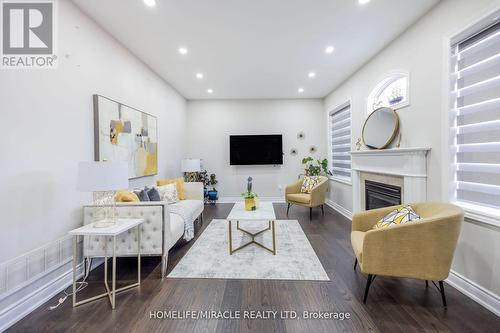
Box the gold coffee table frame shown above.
[228,220,276,255]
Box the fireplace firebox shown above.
[365,180,401,210]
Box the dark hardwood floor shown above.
[8,203,500,332]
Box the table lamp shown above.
[77,161,129,228]
[181,158,201,182]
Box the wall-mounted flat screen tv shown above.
[230,135,283,165]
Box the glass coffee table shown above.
[227,202,276,255]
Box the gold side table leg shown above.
[104,235,108,291]
[72,235,77,307]
[112,236,116,310]
[138,225,141,286]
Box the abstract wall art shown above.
[93,95,158,179]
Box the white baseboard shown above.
[446,270,500,317]
[325,199,353,220]
[0,262,84,332]
[218,196,286,203]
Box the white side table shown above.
[68,218,144,309]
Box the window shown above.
[449,20,500,219]
[329,103,351,181]
[367,72,409,114]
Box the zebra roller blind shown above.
[329,104,351,180]
[450,21,500,213]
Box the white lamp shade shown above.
[181,159,201,172]
[77,161,129,192]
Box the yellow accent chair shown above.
[351,202,463,307]
[285,176,329,220]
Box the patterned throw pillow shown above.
[301,176,321,194]
[157,177,186,200]
[373,205,422,229]
[157,184,179,204]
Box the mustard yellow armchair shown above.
[285,176,328,220]
[351,202,463,307]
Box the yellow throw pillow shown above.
[301,176,320,194]
[115,190,140,202]
[156,177,186,200]
[373,205,421,229]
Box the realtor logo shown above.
[1,0,57,68]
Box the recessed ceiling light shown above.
[178,47,188,55]
[207,89,214,94]
[324,46,334,54]
[298,88,304,93]
[358,0,371,5]
[143,0,156,7]
[308,72,316,78]
[196,73,204,79]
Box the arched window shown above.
[367,72,409,114]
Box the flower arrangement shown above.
[241,176,258,210]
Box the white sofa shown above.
[82,182,204,277]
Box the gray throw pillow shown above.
[146,187,161,201]
[134,189,150,202]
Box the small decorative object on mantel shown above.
[355,138,362,151]
[290,148,298,156]
[396,133,402,148]
[297,132,305,140]
[309,146,317,154]
[241,176,259,211]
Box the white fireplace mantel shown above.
[351,148,431,212]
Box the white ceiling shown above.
[72,0,439,100]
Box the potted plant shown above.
[241,191,259,211]
[207,173,218,201]
[198,170,209,198]
[301,157,333,177]
[241,176,258,211]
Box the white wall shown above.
[324,0,500,299]
[186,100,326,199]
[0,0,186,263]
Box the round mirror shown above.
[362,107,399,149]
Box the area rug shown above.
[168,219,330,281]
